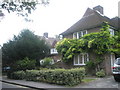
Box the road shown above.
[1,81,34,90]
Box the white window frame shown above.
[73,32,77,39]
[74,53,89,65]
[109,28,114,36]
[50,48,58,54]
[73,30,87,39]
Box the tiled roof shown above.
[45,37,60,48]
[60,8,115,35]
[111,17,120,29]
[38,36,60,48]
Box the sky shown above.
[0,0,119,46]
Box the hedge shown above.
[8,70,26,80]
[8,68,85,86]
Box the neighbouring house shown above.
[40,32,61,63]
[60,5,119,75]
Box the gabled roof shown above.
[111,17,120,29]
[38,36,59,48]
[45,38,59,48]
[61,7,114,35]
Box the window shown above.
[74,53,89,65]
[78,31,82,39]
[109,29,114,36]
[83,30,87,36]
[73,32,77,39]
[50,48,58,54]
[73,30,87,39]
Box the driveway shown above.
[75,76,120,88]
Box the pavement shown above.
[0,76,66,89]
[0,76,120,90]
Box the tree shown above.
[0,0,49,15]
[2,29,50,67]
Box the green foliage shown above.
[96,69,105,77]
[113,31,120,57]
[2,29,50,67]
[56,22,115,62]
[9,68,85,86]
[85,57,104,75]
[85,61,96,75]
[85,61,95,69]
[40,57,54,68]
[1,0,49,15]
[14,57,36,71]
[8,70,26,80]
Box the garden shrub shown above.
[96,69,105,77]
[40,57,54,68]
[10,68,85,86]
[15,57,36,71]
[8,70,26,80]
[85,61,96,75]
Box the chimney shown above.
[43,32,48,38]
[93,5,103,14]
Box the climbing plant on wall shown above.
[56,22,115,63]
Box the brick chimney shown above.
[43,32,48,38]
[93,5,103,14]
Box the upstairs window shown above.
[109,29,114,36]
[73,32,77,39]
[73,30,87,39]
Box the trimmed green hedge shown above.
[8,70,26,80]
[8,68,85,86]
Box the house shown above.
[60,5,119,75]
[40,32,61,63]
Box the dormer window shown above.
[73,30,87,39]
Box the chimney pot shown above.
[43,32,48,38]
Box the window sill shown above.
[74,64,86,66]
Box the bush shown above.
[9,68,85,86]
[8,71,26,80]
[40,57,54,68]
[14,57,36,71]
[85,61,96,75]
[96,69,105,77]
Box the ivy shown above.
[56,22,116,62]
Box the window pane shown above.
[74,55,78,64]
[109,29,114,36]
[79,54,82,64]
[78,32,82,39]
[83,30,87,36]
[73,32,77,39]
[84,54,88,63]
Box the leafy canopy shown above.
[0,0,49,15]
[2,29,50,67]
